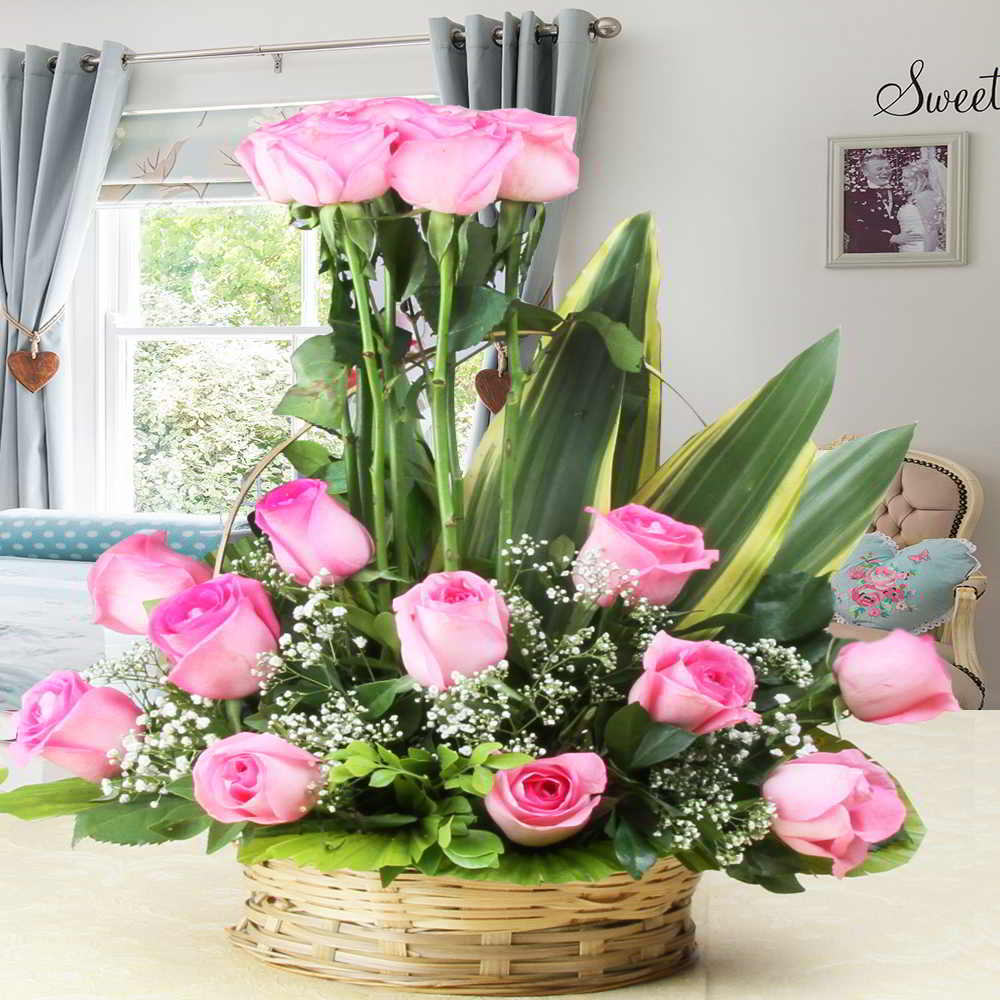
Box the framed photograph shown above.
[827,132,968,267]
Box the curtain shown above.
[429,9,599,460]
[0,41,131,509]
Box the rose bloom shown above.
[388,116,524,215]
[849,586,881,608]
[11,671,142,782]
[392,571,509,689]
[575,504,718,607]
[483,107,579,202]
[148,574,280,699]
[833,629,960,724]
[192,733,322,826]
[763,749,907,877]
[234,107,396,206]
[485,753,607,847]
[255,479,373,585]
[864,565,904,590]
[87,531,212,635]
[629,632,761,734]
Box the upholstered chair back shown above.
[870,450,982,544]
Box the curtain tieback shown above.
[2,306,65,359]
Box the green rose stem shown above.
[336,367,362,518]
[497,202,527,586]
[380,268,411,584]
[341,233,391,608]
[430,215,461,571]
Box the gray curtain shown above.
[428,9,599,460]
[0,41,131,509]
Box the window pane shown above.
[139,203,301,326]
[132,337,299,514]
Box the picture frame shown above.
[827,132,968,267]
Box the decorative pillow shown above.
[832,532,980,634]
[0,509,223,562]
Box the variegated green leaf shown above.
[559,213,663,505]
[635,333,840,623]
[770,425,915,577]
[462,214,661,564]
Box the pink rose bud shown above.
[86,531,212,635]
[388,120,524,215]
[485,753,607,847]
[575,504,719,607]
[628,632,762,734]
[192,732,322,826]
[763,749,907,877]
[833,630,960,724]
[255,479,374,586]
[11,670,142,782]
[233,107,396,206]
[483,107,580,203]
[392,571,509,689]
[148,574,281,700]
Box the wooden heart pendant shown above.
[475,368,512,414]
[6,350,60,393]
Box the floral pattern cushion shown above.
[831,533,980,634]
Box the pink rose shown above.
[192,732,322,826]
[628,632,762,734]
[483,107,579,202]
[575,504,719,607]
[392,571,509,689]
[847,565,867,580]
[388,118,523,215]
[148,574,280,699]
[864,566,904,590]
[485,753,606,847]
[849,586,881,608]
[86,531,212,635]
[234,107,396,206]
[832,629,960,724]
[11,671,142,782]
[763,749,907,877]
[346,98,476,144]
[255,479,373,585]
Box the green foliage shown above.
[275,334,347,432]
[0,778,101,820]
[603,704,696,771]
[730,571,835,643]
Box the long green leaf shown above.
[635,333,840,624]
[0,777,101,820]
[462,214,661,563]
[770,425,915,576]
[559,213,663,505]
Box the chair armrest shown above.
[949,574,987,709]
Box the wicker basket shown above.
[228,856,701,995]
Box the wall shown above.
[6,1,998,699]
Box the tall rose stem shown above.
[432,241,460,570]
[381,270,411,584]
[342,236,390,608]
[497,203,526,586]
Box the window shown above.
[80,201,327,515]
[71,197,485,516]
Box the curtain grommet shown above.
[46,55,58,73]
[449,27,466,51]
[81,56,98,73]
[592,17,623,40]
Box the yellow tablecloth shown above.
[1,713,997,1000]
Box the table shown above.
[1,713,997,1000]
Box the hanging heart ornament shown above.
[6,350,60,393]
[475,368,512,414]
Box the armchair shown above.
[827,448,988,709]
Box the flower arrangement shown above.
[0,97,962,988]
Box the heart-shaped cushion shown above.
[831,532,980,634]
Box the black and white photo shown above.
[828,133,968,266]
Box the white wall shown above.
[7,1,998,699]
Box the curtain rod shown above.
[74,17,622,72]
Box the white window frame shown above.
[69,200,326,514]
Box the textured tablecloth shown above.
[1,713,996,1000]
